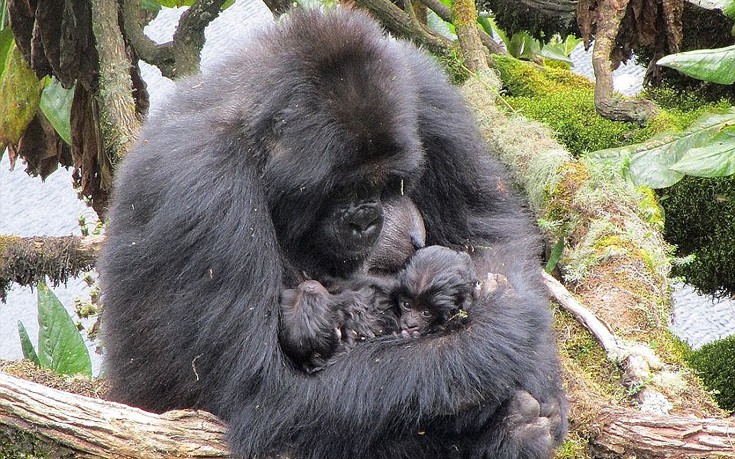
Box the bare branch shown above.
[171,0,229,77]
[354,0,451,54]
[0,372,228,458]
[417,0,505,55]
[121,0,176,78]
[0,235,102,302]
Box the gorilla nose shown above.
[348,206,383,233]
[347,206,383,238]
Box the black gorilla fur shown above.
[99,8,567,458]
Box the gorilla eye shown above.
[420,309,433,318]
[400,301,411,311]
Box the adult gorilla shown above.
[99,8,567,459]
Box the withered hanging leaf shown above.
[577,0,683,68]
[59,0,95,89]
[7,0,37,70]
[29,3,51,77]
[14,113,72,179]
[0,42,44,150]
[36,0,63,82]
[71,84,109,215]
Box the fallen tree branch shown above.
[543,271,673,414]
[593,407,735,458]
[1,369,733,457]
[0,235,102,302]
[0,372,228,458]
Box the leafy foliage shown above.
[593,109,735,188]
[18,282,92,377]
[686,334,735,411]
[481,16,581,65]
[658,45,735,85]
[39,78,74,145]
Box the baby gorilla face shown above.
[395,246,478,338]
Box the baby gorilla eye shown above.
[400,300,411,311]
[420,309,433,318]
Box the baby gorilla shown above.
[280,245,480,372]
[394,245,478,338]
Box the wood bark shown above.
[588,0,656,122]
[1,370,733,457]
[90,0,140,167]
[0,372,228,458]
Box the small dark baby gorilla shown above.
[280,244,483,371]
[394,245,478,338]
[279,195,425,372]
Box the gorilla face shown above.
[258,45,424,278]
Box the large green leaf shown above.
[671,128,735,177]
[657,45,735,84]
[592,110,735,188]
[39,78,74,145]
[0,42,43,147]
[37,282,92,377]
[17,321,40,366]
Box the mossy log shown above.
[2,365,734,457]
[0,372,228,458]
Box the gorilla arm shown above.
[226,46,564,459]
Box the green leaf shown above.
[482,16,508,50]
[657,45,735,84]
[508,32,541,61]
[0,27,13,77]
[140,0,162,11]
[545,237,565,273]
[39,79,73,145]
[18,321,40,366]
[592,109,735,188]
[37,282,92,376]
[539,43,572,64]
[671,128,735,177]
[0,42,43,147]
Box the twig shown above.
[542,271,672,414]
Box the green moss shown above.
[554,307,625,397]
[491,55,729,158]
[555,435,591,459]
[436,46,471,85]
[662,175,735,296]
[686,335,735,411]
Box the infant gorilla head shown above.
[394,245,478,338]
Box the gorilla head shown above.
[99,8,567,459]
[252,15,425,277]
